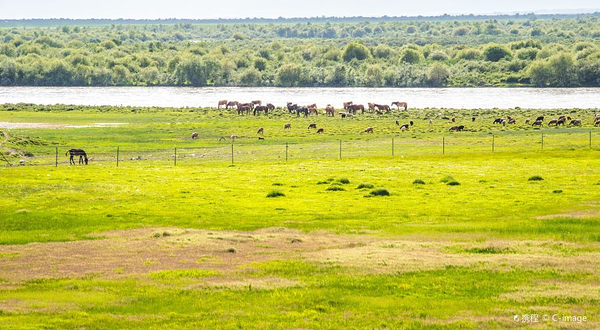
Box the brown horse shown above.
[308,123,317,129]
[66,149,88,165]
[226,101,238,109]
[218,100,228,109]
[253,105,268,115]
[257,127,264,134]
[237,105,251,115]
[307,104,318,116]
[316,128,324,134]
[284,123,291,129]
[348,104,364,115]
[266,103,275,111]
[375,104,390,112]
[364,127,374,133]
[392,102,408,110]
[343,101,353,110]
[368,103,376,112]
[191,132,199,139]
[251,100,262,106]
[325,104,335,117]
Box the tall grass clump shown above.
[356,183,374,189]
[367,189,390,197]
[267,190,285,198]
[528,175,544,181]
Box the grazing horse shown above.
[368,103,376,112]
[251,100,262,106]
[348,104,364,115]
[238,105,251,115]
[66,149,88,165]
[296,107,308,117]
[218,100,228,109]
[257,127,264,135]
[535,116,544,122]
[253,105,268,115]
[307,104,318,116]
[266,103,275,111]
[400,124,409,131]
[493,118,504,124]
[191,132,199,139]
[472,117,476,122]
[316,128,324,134]
[392,102,408,110]
[364,127,374,133]
[508,118,516,124]
[343,101,353,110]
[532,120,543,127]
[569,119,582,126]
[287,102,298,114]
[594,118,600,126]
[525,119,531,125]
[308,123,317,129]
[375,104,390,113]
[226,101,238,109]
[325,104,335,116]
[556,118,566,126]
[284,123,291,129]
[449,125,465,132]
[548,119,558,126]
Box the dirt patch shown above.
[0,228,598,285]
[536,209,600,219]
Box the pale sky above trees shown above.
[0,0,598,19]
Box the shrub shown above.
[337,178,350,184]
[427,63,450,87]
[553,190,563,194]
[272,183,283,186]
[267,190,285,198]
[484,44,512,62]
[428,51,449,61]
[356,183,374,189]
[447,181,461,186]
[456,48,481,60]
[316,181,329,185]
[412,179,425,185]
[399,49,422,64]
[528,175,544,181]
[368,189,390,196]
[342,42,371,62]
[326,186,345,191]
[227,248,236,253]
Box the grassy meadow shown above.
[0,104,599,329]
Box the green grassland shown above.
[0,104,599,329]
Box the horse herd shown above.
[493,115,590,127]
[217,100,409,117]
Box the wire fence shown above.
[5,130,598,167]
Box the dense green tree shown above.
[427,63,450,86]
[342,42,370,62]
[483,44,512,62]
[275,64,301,86]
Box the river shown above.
[0,87,598,109]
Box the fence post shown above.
[231,142,234,165]
[492,135,495,153]
[55,147,58,167]
[174,148,177,166]
[541,132,544,150]
[285,142,288,162]
[590,131,592,149]
[442,137,445,155]
[117,147,119,167]
[392,137,394,156]
[339,140,342,159]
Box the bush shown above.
[267,190,285,198]
[356,183,374,189]
[326,186,345,191]
[484,44,511,62]
[553,190,563,194]
[447,181,461,186]
[337,178,350,184]
[412,179,425,185]
[342,42,371,62]
[428,51,449,61]
[399,49,422,64]
[427,63,450,87]
[368,189,390,197]
[528,175,544,181]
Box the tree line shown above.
[0,17,598,87]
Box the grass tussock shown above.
[148,269,222,279]
[356,183,374,189]
[529,175,544,181]
[267,190,285,198]
[326,186,345,191]
[367,189,390,197]
[412,179,426,185]
[337,178,350,184]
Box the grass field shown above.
[0,104,599,329]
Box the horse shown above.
[395,120,400,126]
[296,107,309,117]
[307,105,318,116]
[343,101,353,110]
[375,104,390,113]
[508,118,516,124]
[284,123,291,129]
[532,120,543,127]
[191,132,199,139]
[400,124,409,131]
[325,104,335,117]
[449,125,465,132]
[535,116,544,122]
[218,100,228,109]
[410,121,414,126]
[257,127,264,135]
[253,105,268,115]
[556,118,566,126]
[594,119,600,127]
[308,123,317,129]
[548,119,558,126]
[226,101,238,109]
[348,104,364,115]
[391,102,408,110]
[472,117,476,122]
[569,119,582,126]
[66,149,88,165]
[316,128,324,134]
[525,118,531,125]
[238,105,251,115]
[287,102,298,114]
[266,103,275,111]
[368,103,376,112]
[493,118,504,124]
[364,127,374,133]
[251,100,262,106]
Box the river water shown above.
[0,87,598,109]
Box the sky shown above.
[0,0,598,19]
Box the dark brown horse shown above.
[226,101,238,109]
[66,149,88,165]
